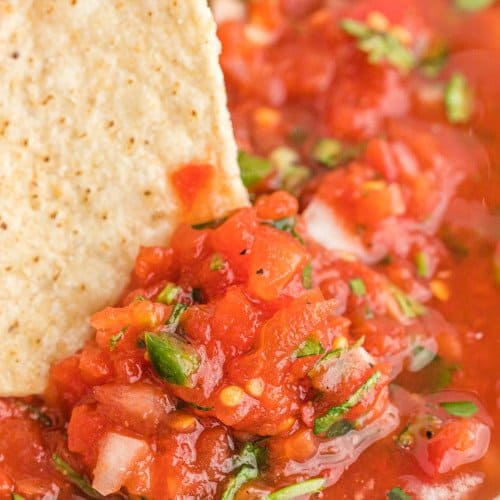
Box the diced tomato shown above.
[325,64,409,140]
[255,190,299,220]
[0,419,57,489]
[94,383,174,435]
[79,343,112,385]
[248,0,284,31]
[248,225,308,300]
[91,300,171,344]
[228,290,333,387]
[426,419,491,475]
[133,246,175,286]
[210,207,257,279]
[46,355,89,412]
[67,405,109,468]
[211,287,262,357]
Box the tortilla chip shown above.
[0,0,248,395]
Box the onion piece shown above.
[92,432,149,496]
[303,199,383,264]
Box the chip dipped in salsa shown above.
[1,0,500,499]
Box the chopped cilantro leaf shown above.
[264,216,305,245]
[419,43,448,78]
[19,402,52,427]
[415,251,430,278]
[210,253,225,272]
[167,303,187,330]
[390,286,426,318]
[109,326,127,351]
[267,478,326,499]
[302,262,313,289]
[445,73,473,124]
[314,371,381,435]
[312,138,343,167]
[238,150,273,189]
[222,465,258,500]
[11,495,25,500]
[185,401,213,412]
[295,336,324,359]
[387,486,411,499]
[439,400,478,417]
[157,283,181,305]
[52,454,104,499]
[326,419,354,438]
[455,0,496,11]
[192,217,227,230]
[349,277,366,297]
[222,443,267,500]
[341,18,415,73]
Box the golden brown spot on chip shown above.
[8,321,19,333]
[151,210,167,221]
[0,120,9,135]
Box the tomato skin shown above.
[210,207,257,280]
[249,0,284,31]
[67,405,109,468]
[248,225,308,300]
[211,286,262,357]
[133,246,175,286]
[426,419,491,475]
[79,343,112,385]
[171,224,211,270]
[255,191,299,219]
[46,355,89,413]
[228,291,331,388]
[92,300,171,349]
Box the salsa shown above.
[1,0,500,499]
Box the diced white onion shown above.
[92,432,149,496]
[303,199,383,264]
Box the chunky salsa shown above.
[1,0,500,498]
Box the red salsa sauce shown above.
[1,1,499,499]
